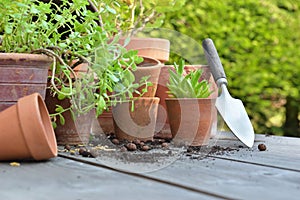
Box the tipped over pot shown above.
[0,93,57,161]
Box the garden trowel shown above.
[202,38,254,147]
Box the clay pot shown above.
[46,61,97,145]
[0,53,52,112]
[118,37,170,63]
[165,98,217,146]
[96,108,114,134]
[133,56,163,97]
[96,56,163,135]
[155,65,218,139]
[96,38,168,135]
[45,89,95,145]
[112,97,160,142]
[0,93,57,161]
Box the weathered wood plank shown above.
[147,156,300,200]
[150,134,300,199]
[0,157,219,200]
[58,134,300,200]
[2,133,298,200]
[59,152,300,200]
[57,151,300,200]
[211,132,300,171]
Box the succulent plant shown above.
[167,59,213,98]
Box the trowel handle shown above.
[202,38,227,87]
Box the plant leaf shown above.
[59,114,65,125]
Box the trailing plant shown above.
[0,0,149,128]
[167,59,213,98]
[71,39,151,117]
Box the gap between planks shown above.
[207,155,300,173]
[58,153,234,200]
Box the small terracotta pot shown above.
[46,61,97,145]
[118,37,170,63]
[0,93,57,161]
[45,89,95,145]
[0,53,52,112]
[96,57,163,135]
[112,97,160,142]
[165,98,217,146]
[155,65,218,139]
[133,56,163,97]
[96,108,114,134]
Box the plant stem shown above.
[88,0,104,29]
[31,48,76,96]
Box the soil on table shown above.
[59,132,244,170]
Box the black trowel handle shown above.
[202,38,227,87]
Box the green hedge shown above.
[161,0,300,136]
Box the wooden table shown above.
[1,132,299,200]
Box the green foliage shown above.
[0,0,150,125]
[167,60,212,98]
[0,0,103,53]
[94,0,187,36]
[72,43,149,117]
[162,0,300,135]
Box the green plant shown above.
[167,59,212,98]
[0,0,149,128]
[70,40,151,116]
[89,0,187,36]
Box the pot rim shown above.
[132,96,160,101]
[119,37,170,45]
[113,96,160,102]
[163,64,209,68]
[138,56,163,69]
[165,97,217,101]
[165,97,217,103]
[0,53,53,61]
[18,93,57,160]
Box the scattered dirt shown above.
[60,132,245,164]
[60,133,178,165]
[183,145,241,160]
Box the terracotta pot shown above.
[96,57,163,135]
[0,53,52,112]
[112,97,160,142]
[45,89,95,145]
[96,38,167,135]
[165,98,216,146]
[96,108,114,134]
[155,65,218,139]
[118,37,170,63]
[0,93,57,161]
[133,56,163,97]
[46,61,97,145]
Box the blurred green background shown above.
[156,0,300,137]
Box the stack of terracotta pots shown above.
[102,38,169,142]
[97,37,218,146]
